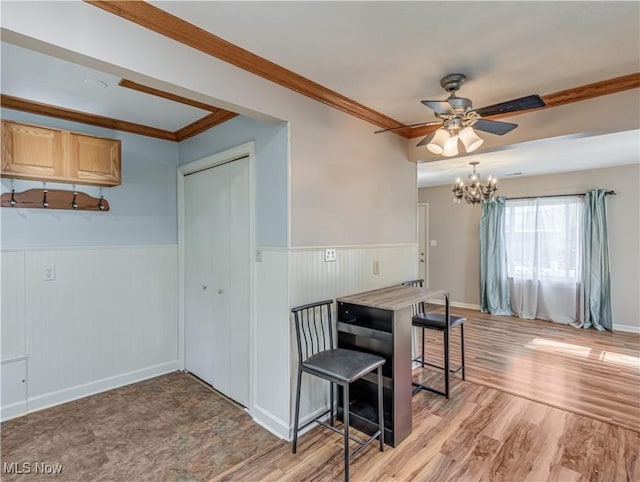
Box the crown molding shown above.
[85,0,413,138]
[175,111,238,141]
[1,94,177,141]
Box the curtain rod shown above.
[505,190,616,201]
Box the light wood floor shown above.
[216,311,640,482]
[422,309,640,432]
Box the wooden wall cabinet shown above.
[1,120,121,187]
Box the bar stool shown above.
[401,280,466,399]
[291,300,385,482]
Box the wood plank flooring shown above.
[418,309,640,432]
[216,311,640,482]
[1,311,638,481]
[215,378,639,482]
[0,373,278,481]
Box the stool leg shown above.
[377,366,384,452]
[421,327,426,367]
[292,369,302,453]
[343,383,350,482]
[330,382,335,426]
[460,324,466,381]
[444,301,450,399]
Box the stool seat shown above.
[412,313,466,331]
[303,349,385,383]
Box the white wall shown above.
[0,1,416,247]
[178,115,289,247]
[0,2,419,436]
[418,164,640,332]
[0,110,181,420]
[1,246,178,420]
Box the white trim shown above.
[177,141,257,413]
[25,361,179,417]
[289,243,418,251]
[253,404,289,440]
[1,244,178,253]
[451,301,482,310]
[256,246,289,252]
[1,355,27,364]
[1,401,27,422]
[418,202,429,287]
[613,323,640,334]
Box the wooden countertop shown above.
[336,285,448,311]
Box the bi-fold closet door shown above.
[184,157,250,407]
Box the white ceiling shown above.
[0,42,209,132]
[1,1,639,185]
[153,1,640,124]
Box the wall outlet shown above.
[373,260,380,275]
[324,248,337,262]
[42,264,56,281]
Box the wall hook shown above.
[97,196,106,211]
[9,189,17,206]
[42,189,49,208]
[71,192,78,209]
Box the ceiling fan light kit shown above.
[452,161,498,205]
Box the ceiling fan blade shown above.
[421,100,455,115]
[374,121,441,134]
[416,133,435,147]
[474,95,545,117]
[473,119,518,135]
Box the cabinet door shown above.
[69,133,121,186]
[1,120,67,180]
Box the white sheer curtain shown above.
[505,196,584,324]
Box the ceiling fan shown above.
[376,73,545,156]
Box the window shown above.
[505,196,583,282]
[504,196,584,323]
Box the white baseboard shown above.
[1,400,27,421]
[253,404,289,440]
[428,299,481,311]
[24,360,179,418]
[613,323,640,334]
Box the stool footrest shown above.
[412,357,464,376]
[412,382,446,397]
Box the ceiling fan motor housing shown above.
[440,73,466,93]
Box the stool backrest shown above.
[291,300,335,363]
[401,279,426,316]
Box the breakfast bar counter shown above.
[336,284,448,447]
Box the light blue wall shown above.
[178,115,288,247]
[1,109,178,248]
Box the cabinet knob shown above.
[217,288,224,294]
[202,285,207,290]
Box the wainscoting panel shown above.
[289,245,418,307]
[1,250,26,360]
[1,245,179,419]
[287,244,418,432]
[253,248,290,438]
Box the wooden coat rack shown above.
[1,189,110,211]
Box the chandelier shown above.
[427,116,484,157]
[452,162,497,204]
